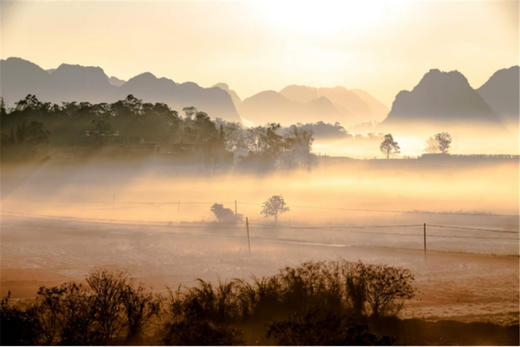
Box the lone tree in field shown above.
[261,195,289,224]
[379,134,400,159]
[425,132,452,154]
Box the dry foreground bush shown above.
[1,260,518,345]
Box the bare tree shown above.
[261,195,289,224]
[379,134,400,159]
[86,270,128,345]
[347,262,415,318]
[120,284,160,344]
[425,132,452,154]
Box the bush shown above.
[0,260,416,345]
[36,269,160,345]
[267,309,394,345]
[346,262,415,317]
[0,292,41,345]
[37,282,96,345]
[162,320,243,345]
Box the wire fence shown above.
[105,200,516,217]
[3,207,518,241]
[2,197,518,256]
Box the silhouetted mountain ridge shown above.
[229,85,387,126]
[0,57,240,122]
[383,68,501,125]
[477,65,519,124]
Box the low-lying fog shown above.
[2,157,518,324]
[1,158,517,223]
[314,127,519,158]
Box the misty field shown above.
[1,158,518,330]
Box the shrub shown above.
[36,269,159,345]
[0,292,41,345]
[1,260,415,345]
[37,282,95,345]
[162,320,243,345]
[267,309,394,345]
[347,262,415,317]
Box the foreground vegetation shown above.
[1,260,414,345]
[2,259,517,345]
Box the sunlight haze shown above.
[1,0,517,105]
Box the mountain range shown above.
[214,84,388,126]
[1,57,517,129]
[0,57,241,122]
[383,66,519,127]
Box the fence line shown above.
[2,203,519,245]
[427,224,518,234]
[32,198,516,217]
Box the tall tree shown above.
[425,132,452,154]
[379,134,400,159]
[261,195,289,224]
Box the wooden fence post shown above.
[246,217,251,255]
[423,223,427,254]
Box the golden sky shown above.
[1,0,518,105]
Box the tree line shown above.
[0,94,455,162]
[0,95,314,169]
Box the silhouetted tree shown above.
[0,97,6,119]
[347,262,415,318]
[261,195,289,224]
[37,282,96,345]
[380,134,400,159]
[425,132,452,154]
[210,203,237,223]
[121,283,160,344]
[87,118,113,144]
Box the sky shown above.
[1,0,518,106]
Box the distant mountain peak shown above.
[180,81,200,89]
[126,72,158,83]
[109,76,125,87]
[383,67,500,126]
[417,68,471,89]
[55,62,104,71]
[477,65,519,124]
[214,83,242,109]
[240,84,387,126]
[215,82,230,90]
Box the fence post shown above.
[235,200,238,216]
[423,223,427,254]
[246,217,251,255]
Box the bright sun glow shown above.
[249,0,411,36]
